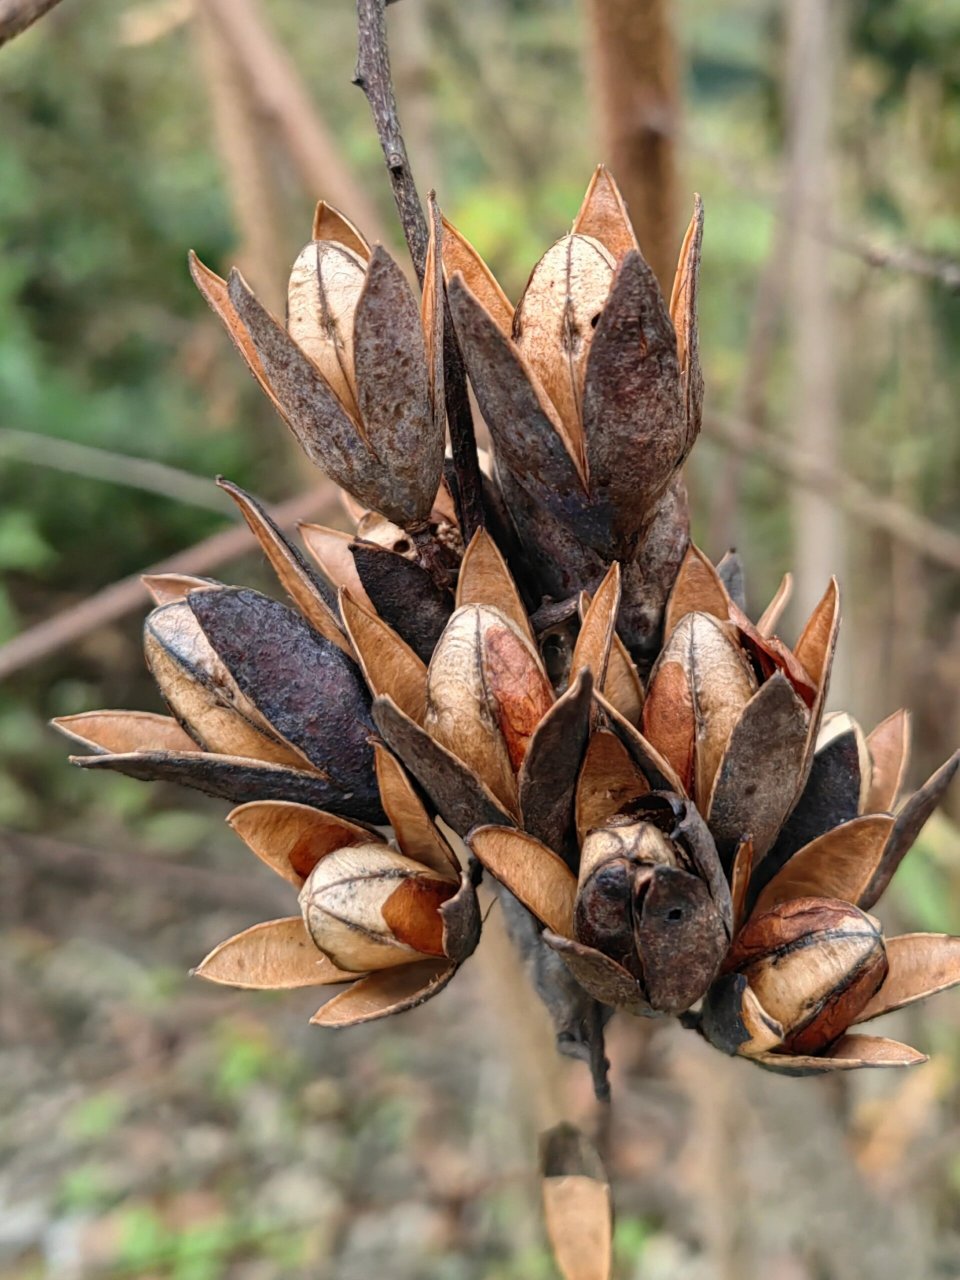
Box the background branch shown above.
[0,485,339,683]
[0,429,233,513]
[705,412,960,574]
[0,0,66,47]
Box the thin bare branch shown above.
[705,413,960,574]
[0,428,232,513]
[0,0,67,47]
[354,0,485,538]
[1,828,289,914]
[0,484,339,683]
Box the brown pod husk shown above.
[350,540,453,662]
[715,897,888,1057]
[540,1122,613,1280]
[188,586,378,804]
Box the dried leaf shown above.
[225,270,396,519]
[794,577,841,691]
[572,165,638,263]
[757,572,793,638]
[217,479,349,654]
[350,540,452,663]
[757,719,867,891]
[603,633,644,724]
[751,814,896,917]
[859,751,960,910]
[575,729,649,845]
[312,200,371,259]
[865,709,911,813]
[662,544,729,641]
[595,690,684,793]
[716,550,745,611]
[339,588,428,725]
[540,1123,612,1280]
[52,710,197,756]
[513,233,615,467]
[373,743,460,880]
[188,253,283,420]
[440,871,482,964]
[353,245,441,526]
[227,800,373,887]
[194,917,357,988]
[855,933,960,1022]
[456,528,537,650]
[754,1035,926,1076]
[298,523,371,605]
[73,749,386,822]
[571,564,621,691]
[668,194,704,450]
[639,659,695,796]
[423,196,446,431]
[543,929,652,1016]
[582,250,684,550]
[188,587,377,794]
[706,672,809,865]
[469,826,577,937]
[518,670,593,861]
[729,838,756,934]
[440,215,514,336]
[310,958,455,1026]
[373,694,514,835]
[142,573,221,605]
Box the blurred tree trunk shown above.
[582,0,679,288]
[194,0,287,312]
[784,0,848,701]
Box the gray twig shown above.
[0,428,233,513]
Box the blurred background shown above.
[1,0,959,1275]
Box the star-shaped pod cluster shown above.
[56,172,960,1088]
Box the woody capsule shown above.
[193,744,479,1027]
[444,166,702,654]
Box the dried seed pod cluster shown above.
[56,171,959,1079]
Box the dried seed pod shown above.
[513,232,616,466]
[643,611,758,809]
[299,844,458,972]
[573,807,730,1015]
[143,600,309,769]
[703,897,888,1057]
[424,603,554,814]
[192,209,443,531]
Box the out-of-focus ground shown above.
[4,815,960,1278]
[2,0,960,1276]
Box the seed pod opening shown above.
[424,604,554,813]
[299,844,458,973]
[722,897,888,1056]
